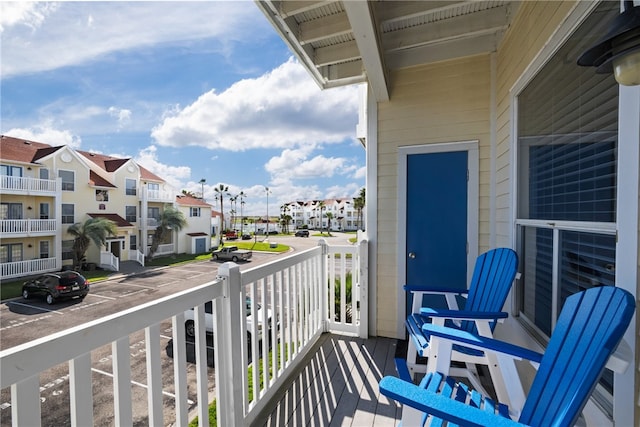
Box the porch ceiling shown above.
[256,0,518,101]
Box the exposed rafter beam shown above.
[385,32,502,69]
[277,0,327,18]
[374,1,462,23]
[382,5,511,52]
[298,11,351,44]
[315,40,360,67]
[343,1,389,101]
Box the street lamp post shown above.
[199,178,206,201]
[265,186,271,235]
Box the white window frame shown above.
[509,2,637,425]
[59,169,75,191]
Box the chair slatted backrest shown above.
[461,248,518,334]
[519,286,635,427]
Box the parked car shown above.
[224,230,238,240]
[295,229,310,237]
[241,233,252,240]
[184,297,274,342]
[22,271,90,305]
[211,246,253,262]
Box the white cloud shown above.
[265,148,348,179]
[134,145,191,190]
[108,107,132,129]
[0,2,56,33]
[4,123,81,148]
[1,2,267,77]
[354,166,366,179]
[151,59,359,151]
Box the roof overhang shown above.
[256,0,517,102]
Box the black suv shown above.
[295,230,310,237]
[22,271,90,305]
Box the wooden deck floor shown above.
[254,334,402,427]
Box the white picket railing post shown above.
[357,238,369,338]
[317,239,329,332]
[215,262,244,426]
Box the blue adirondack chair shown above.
[381,286,635,427]
[404,248,522,408]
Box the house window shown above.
[0,243,23,263]
[59,170,75,191]
[39,203,49,219]
[190,207,201,217]
[96,190,109,201]
[148,207,160,221]
[1,165,22,177]
[515,1,619,412]
[1,203,22,220]
[125,206,137,223]
[61,204,75,224]
[126,179,137,196]
[39,241,49,259]
[39,168,49,180]
[62,240,73,260]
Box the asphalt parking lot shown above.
[0,232,351,426]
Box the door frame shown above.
[396,141,479,337]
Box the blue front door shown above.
[406,151,468,309]
[195,238,206,254]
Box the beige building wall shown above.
[375,55,492,338]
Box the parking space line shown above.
[6,301,64,315]
[112,283,156,290]
[91,368,194,404]
[89,294,117,300]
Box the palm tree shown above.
[353,188,366,230]
[316,200,326,232]
[280,214,293,234]
[67,217,117,269]
[325,212,334,236]
[148,206,187,259]
[214,184,229,232]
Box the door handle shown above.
[408,252,416,259]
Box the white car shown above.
[184,297,273,342]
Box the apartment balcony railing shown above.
[0,175,57,194]
[1,257,58,280]
[0,239,368,426]
[143,188,175,203]
[0,219,57,236]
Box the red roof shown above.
[78,150,130,172]
[87,213,133,227]
[139,165,165,182]
[0,135,64,163]
[187,232,208,237]
[176,194,212,207]
[89,171,116,188]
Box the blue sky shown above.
[0,2,365,216]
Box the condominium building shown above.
[0,135,212,280]
[283,198,364,231]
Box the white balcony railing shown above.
[0,175,57,194]
[1,257,58,280]
[99,252,119,272]
[0,219,57,235]
[0,239,368,426]
[144,188,175,203]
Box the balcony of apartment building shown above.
[0,237,393,426]
[0,174,58,196]
[141,185,175,204]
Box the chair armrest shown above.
[379,376,525,427]
[404,284,469,295]
[422,324,543,364]
[421,307,509,321]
